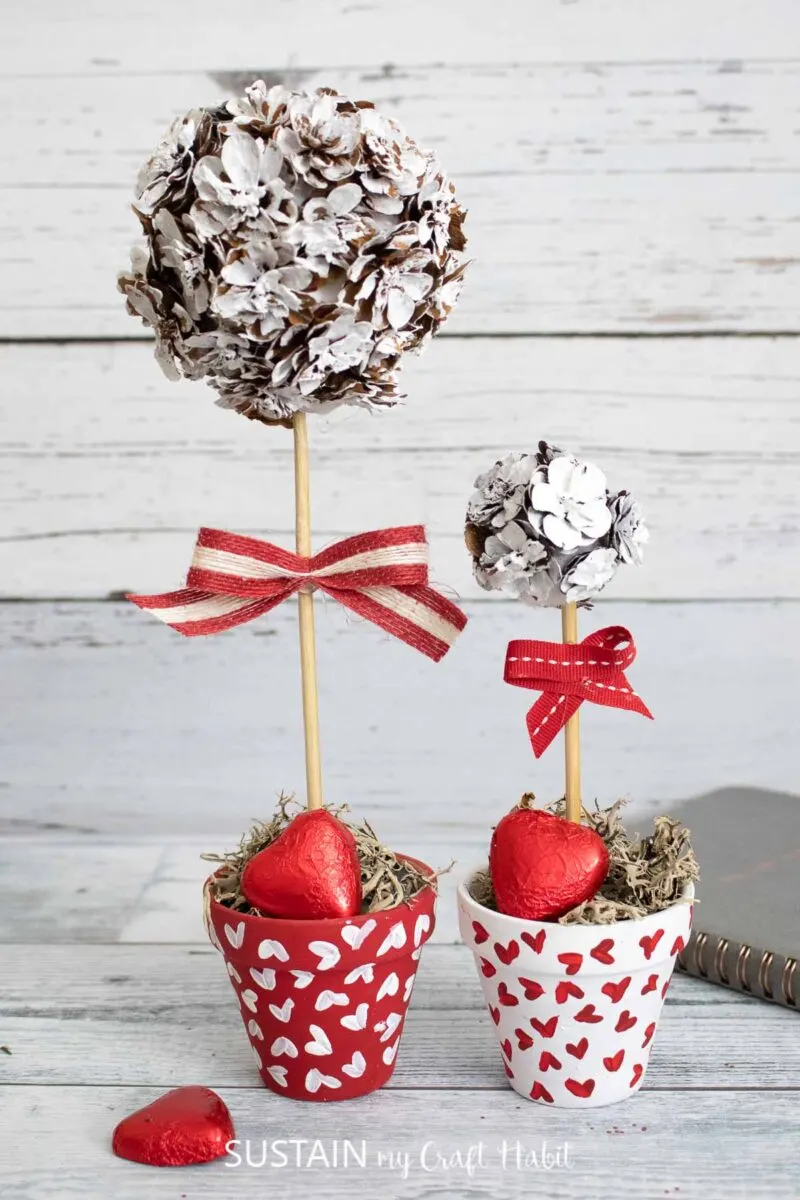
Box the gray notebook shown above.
[665,786,799,1009]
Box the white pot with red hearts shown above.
[458,874,693,1107]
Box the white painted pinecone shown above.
[465,441,649,607]
[119,82,467,424]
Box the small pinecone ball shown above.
[465,441,649,606]
[118,81,468,424]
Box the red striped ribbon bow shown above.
[504,625,653,757]
[128,525,467,662]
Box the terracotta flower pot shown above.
[206,858,436,1102]
[458,872,693,1108]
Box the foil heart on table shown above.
[241,809,362,920]
[112,1086,235,1167]
[489,807,609,921]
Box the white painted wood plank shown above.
[0,841,164,942]
[115,853,468,946]
[4,164,799,337]
[1,603,798,845]
[2,339,798,600]
[0,945,756,1010]
[4,0,800,74]
[2,952,795,1090]
[8,61,800,186]
[1,1086,798,1199]
[3,50,800,335]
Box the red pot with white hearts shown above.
[458,873,693,1108]
[206,860,435,1102]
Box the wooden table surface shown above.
[2,1,800,1196]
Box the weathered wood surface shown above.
[3,603,798,842]
[4,68,800,336]
[2,944,797,1091]
[3,4,799,1197]
[1,1086,798,1200]
[5,0,798,71]
[10,60,800,188]
[3,2,800,337]
[0,836,469,944]
[3,338,799,600]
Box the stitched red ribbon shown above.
[129,525,467,662]
[504,625,653,757]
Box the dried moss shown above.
[203,793,435,917]
[470,796,699,924]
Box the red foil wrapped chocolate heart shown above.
[241,809,362,919]
[490,807,609,921]
[112,1086,234,1167]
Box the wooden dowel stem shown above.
[561,602,582,823]
[292,412,324,811]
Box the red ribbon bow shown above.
[504,625,653,757]
[129,525,467,662]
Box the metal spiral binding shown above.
[683,932,795,1008]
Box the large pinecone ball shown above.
[118,82,468,423]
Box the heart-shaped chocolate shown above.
[489,807,609,921]
[112,1086,234,1167]
[241,809,362,919]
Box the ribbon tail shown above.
[630,697,654,721]
[127,587,291,637]
[583,672,654,720]
[526,692,582,758]
[323,582,467,662]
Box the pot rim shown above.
[458,866,694,935]
[206,852,436,933]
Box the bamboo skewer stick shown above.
[561,601,582,823]
[292,412,324,811]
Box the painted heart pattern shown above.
[497,982,519,1007]
[207,868,436,1102]
[555,981,584,1004]
[539,1051,562,1072]
[340,1002,369,1032]
[376,972,400,1001]
[521,929,546,954]
[557,952,583,976]
[519,977,545,1001]
[495,939,520,965]
[639,929,664,960]
[566,1037,589,1060]
[603,1048,625,1072]
[342,1051,366,1079]
[601,977,631,1004]
[565,1077,595,1099]
[341,920,376,951]
[590,938,616,965]
[515,1027,534,1051]
[460,885,693,1107]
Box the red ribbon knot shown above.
[129,525,467,662]
[504,625,653,757]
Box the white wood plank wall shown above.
[1,0,798,809]
[2,7,800,1197]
